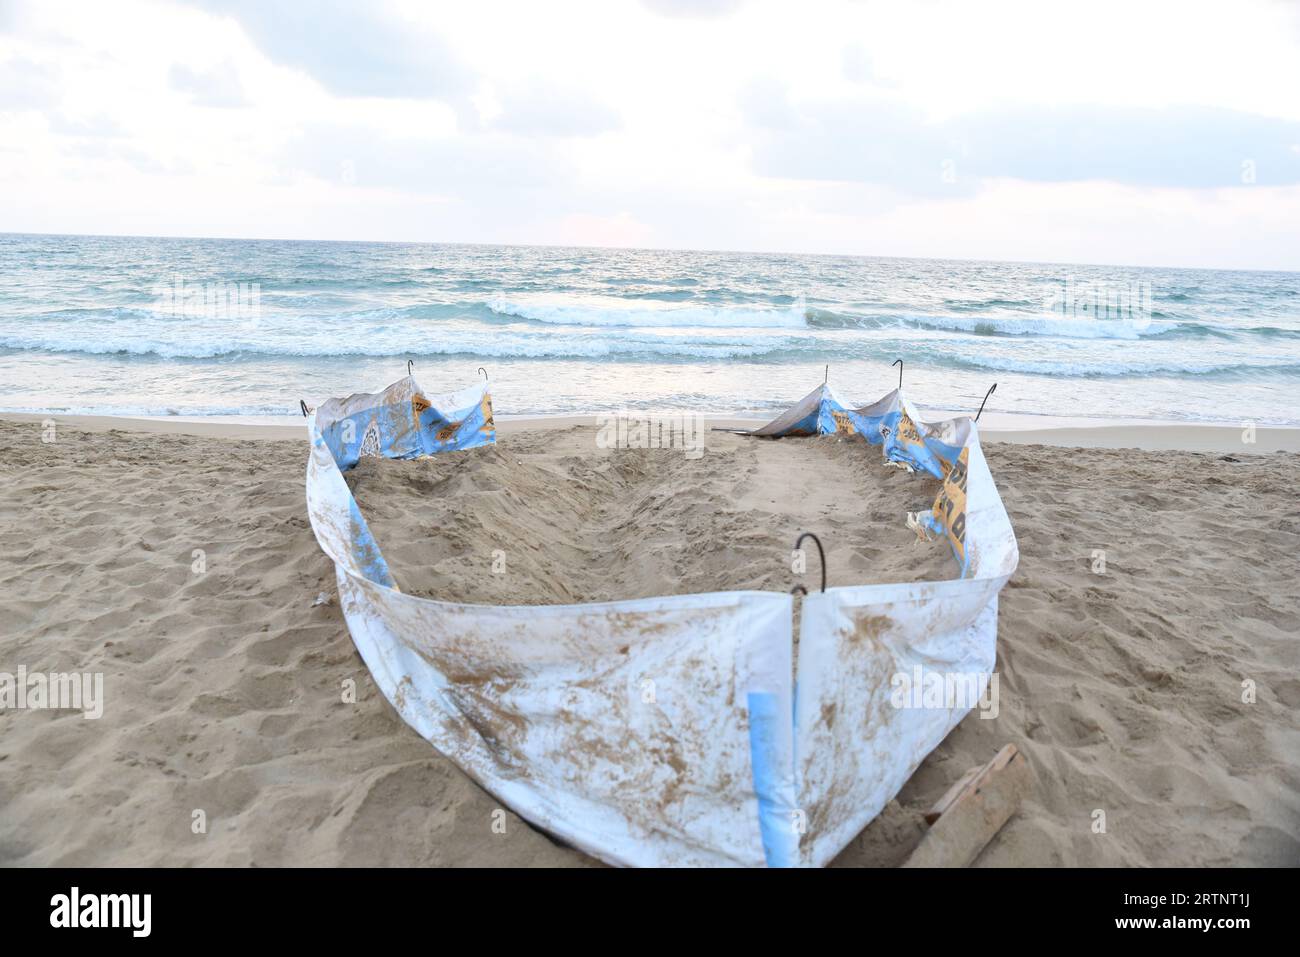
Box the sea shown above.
[2,233,1297,426]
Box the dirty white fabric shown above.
[744,382,857,437]
[305,377,1018,867]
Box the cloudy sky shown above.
[2,0,1299,268]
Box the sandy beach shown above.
[1,412,1296,867]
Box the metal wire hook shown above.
[478,366,488,381]
[892,358,903,390]
[975,383,997,422]
[792,531,827,595]
[407,359,414,377]
[299,399,311,418]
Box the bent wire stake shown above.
[975,383,997,422]
[408,359,414,376]
[792,531,827,595]
[892,358,903,390]
[299,399,311,418]
[478,366,489,381]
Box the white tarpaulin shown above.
[305,375,1018,867]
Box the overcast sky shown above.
[2,0,1299,269]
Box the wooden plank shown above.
[924,764,984,825]
[903,744,1030,868]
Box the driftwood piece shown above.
[903,744,1030,868]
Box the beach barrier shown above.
[304,374,1019,867]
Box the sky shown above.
[1,0,1299,269]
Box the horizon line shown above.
[3,230,1296,276]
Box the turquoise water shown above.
[1,233,1297,424]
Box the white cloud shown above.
[639,0,749,19]
[0,55,59,110]
[489,83,621,138]
[741,85,1300,192]
[0,0,1297,268]
[282,122,566,198]
[186,0,474,103]
[169,60,248,108]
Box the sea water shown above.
[1,233,1296,425]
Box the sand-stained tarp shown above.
[315,374,495,469]
[305,375,1018,867]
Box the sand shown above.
[1,414,1297,866]
[346,429,953,606]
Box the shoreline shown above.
[4,410,1297,453]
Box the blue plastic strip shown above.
[747,691,795,867]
